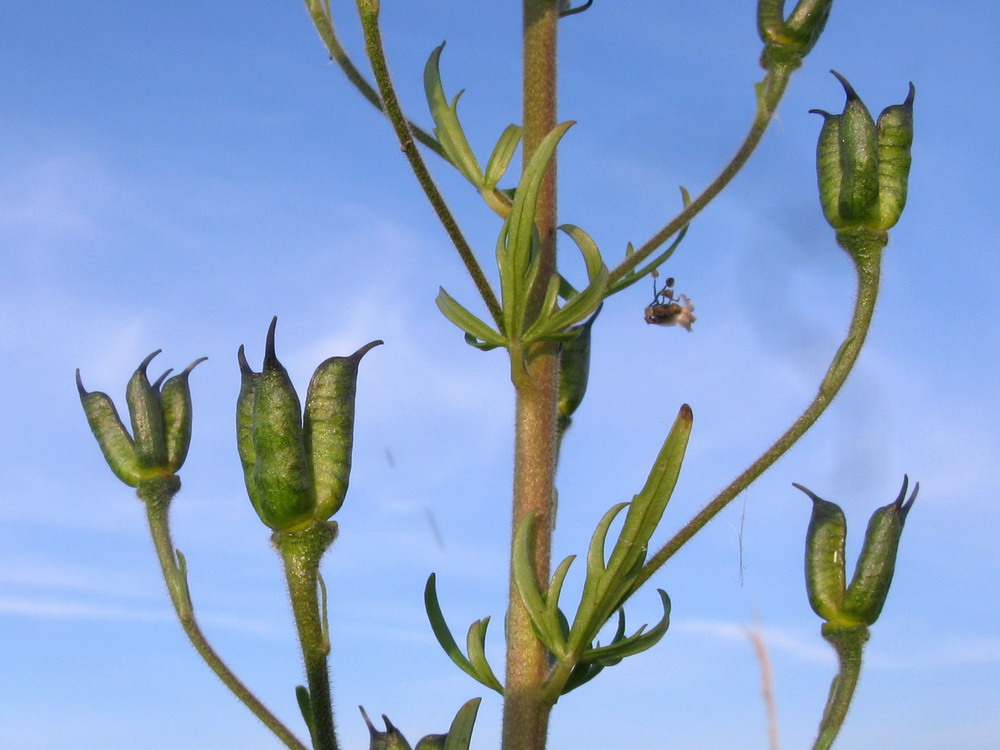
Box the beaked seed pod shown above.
[304,340,383,521]
[812,72,916,233]
[125,350,169,470]
[876,83,916,230]
[795,483,847,622]
[361,708,413,750]
[77,371,143,486]
[841,476,918,625]
[160,357,208,473]
[246,318,315,532]
[236,346,265,520]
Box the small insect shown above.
[644,270,696,331]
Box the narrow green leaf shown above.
[463,332,502,352]
[423,44,483,184]
[603,405,693,591]
[567,503,629,653]
[423,574,478,682]
[558,224,605,283]
[506,121,574,298]
[512,513,567,654]
[295,685,316,744]
[581,589,671,664]
[465,618,504,694]
[545,554,576,629]
[526,267,608,342]
[442,698,482,750]
[483,124,522,188]
[435,287,506,348]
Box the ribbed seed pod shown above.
[304,340,383,521]
[876,83,916,230]
[795,483,847,622]
[77,370,143,486]
[811,108,844,229]
[832,71,880,225]
[125,350,169,471]
[161,357,208,473]
[841,476,918,625]
[236,345,264,517]
[246,318,315,531]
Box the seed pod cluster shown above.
[811,72,915,234]
[236,317,381,532]
[78,352,206,486]
[796,477,918,627]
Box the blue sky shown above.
[2,1,998,748]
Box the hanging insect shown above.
[644,270,696,330]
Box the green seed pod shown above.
[841,476,918,625]
[758,0,832,55]
[795,483,847,622]
[125,350,169,471]
[246,318,315,532]
[304,339,382,521]
[160,357,208,473]
[811,108,844,229]
[361,708,413,750]
[413,735,447,750]
[832,71,880,226]
[77,370,143,486]
[784,0,832,54]
[557,305,600,435]
[236,345,265,518]
[875,83,916,230]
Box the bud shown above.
[812,72,915,234]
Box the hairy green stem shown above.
[814,624,869,750]
[502,4,561,750]
[608,62,795,286]
[630,230,885,595]
[275,524,340,750]
[302,0,445,158]
[354,1,504,330]
[138,477,308,750]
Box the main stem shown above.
[502,3,560,750]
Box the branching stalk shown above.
[139,478,309,750]
[354,1,503,330]
[630,232,885,595]
[608,62,795,286]
[302,0,445,158]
